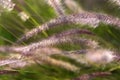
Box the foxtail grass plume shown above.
[73,72,111,80]
[20,29,93,55]
[85,49,116,64]
[0,70,19,75]
[0,29,94,55]
[0,29,93,55]
[33,54,79,72]
[47,0,65,16]
[0,0,15,11]
[0,59,23,66]
[63,49,117,65]
[17,12,120,43]
[33,47,62,56]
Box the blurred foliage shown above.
[0,0,120,80]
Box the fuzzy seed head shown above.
[85,49,115,64]
[0,0,15,11]
[18,12,29,21]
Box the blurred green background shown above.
[0,0,120,80]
